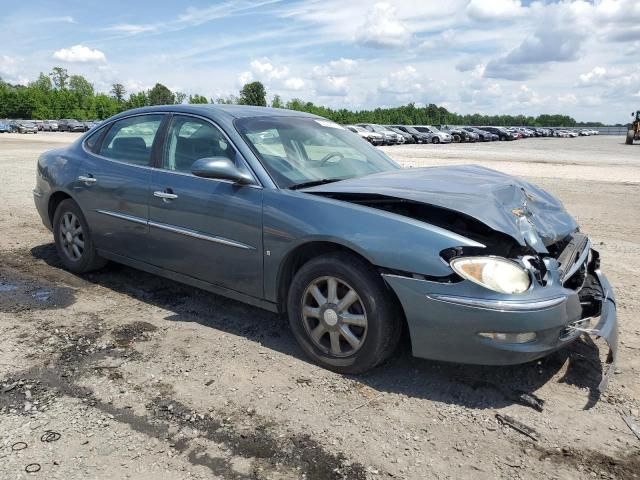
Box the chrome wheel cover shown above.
[301,276,368,357]
[59,212,85,261]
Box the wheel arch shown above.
[275,240,407,323]
[48,190,74,226]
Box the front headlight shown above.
[450,256,531,294]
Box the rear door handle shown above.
[153,190,178,200]
[78,175,97,184]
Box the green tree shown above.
[32,73,53,92]
[271,94,283,108]
[94,93,119,119]
[110,83,126,103]
[188,94,208,104]
[49,67,69,90]
[127,91,148,109]
[175,91,187,104]
[239,81,266,106]
[215,95,239,104]
[69,75,94,98]
[147,83,175,105]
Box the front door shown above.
[74,114,165,261]
[147,114,263,298]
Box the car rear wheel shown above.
[287,252,402,374]
[53,199,107,273]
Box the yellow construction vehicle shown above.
[627,110,640,144]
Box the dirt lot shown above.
[1,132,639,479]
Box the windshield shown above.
[403,126,420,134]
[235,116,399,189]
[366,125,387,133]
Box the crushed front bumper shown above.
[382,253,617,390]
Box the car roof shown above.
[110,104,322,122]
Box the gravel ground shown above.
[1,132,639,479]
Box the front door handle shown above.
[78,175,97,185]
[153,190,178,201]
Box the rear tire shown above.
[627,130,635,145]
[287,252,402,374]
[53,199,107,273]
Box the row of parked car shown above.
[0,119,100,134]
[345,124,600,145]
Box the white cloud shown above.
[514,85,544,106]
[52,45,106,63]
[124,80,152,93]
[238,71,253,85]
[558,93,578,104]
[487,83,502,97]
[312,59,357,78]
[0,55,19,73]
[310,58,358,96]
[466,0,525,21]
[33,16,75,24]
[355,2,410,48]
[456,57,481,73]
[314,76,349,96]
[239,58,305,91]
[420,29,456,51]
[284,77,305,90]
[107,23,157,35]
[579,66,608,85]
[379,65,422,94]
[249,58,289,80]
[503,27,584,65]
[0,55,29,85]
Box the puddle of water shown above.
[32,289,52,302]
[0,283,18,292]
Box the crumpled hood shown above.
[303,165,579,252]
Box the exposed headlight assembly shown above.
[450,256,531,294]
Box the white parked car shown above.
[345,125,385,145]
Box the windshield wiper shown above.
[289,178,340,190]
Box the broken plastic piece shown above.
[495,413,539,441]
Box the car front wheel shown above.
[287,252,402,374]
[53,199,107,273]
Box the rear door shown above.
[146,114,264,298]
[74,114,165,262]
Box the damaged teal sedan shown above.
[33,105,618,387]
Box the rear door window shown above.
[99,115,163,166]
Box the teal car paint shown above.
[33,105,618,386]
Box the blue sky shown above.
[1,0,639,123]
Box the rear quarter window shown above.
[84,125,108,153]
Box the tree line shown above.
[0,67,605,127]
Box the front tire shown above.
[432,136,440,144]
[53,199,107,273]
[627,130,635,145]
[287,252,402,374]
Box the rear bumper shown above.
[382,255,617,377]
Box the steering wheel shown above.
[319,152,344,166]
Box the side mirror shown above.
[191,157,254,185]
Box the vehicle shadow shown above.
[30,243,605,411]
